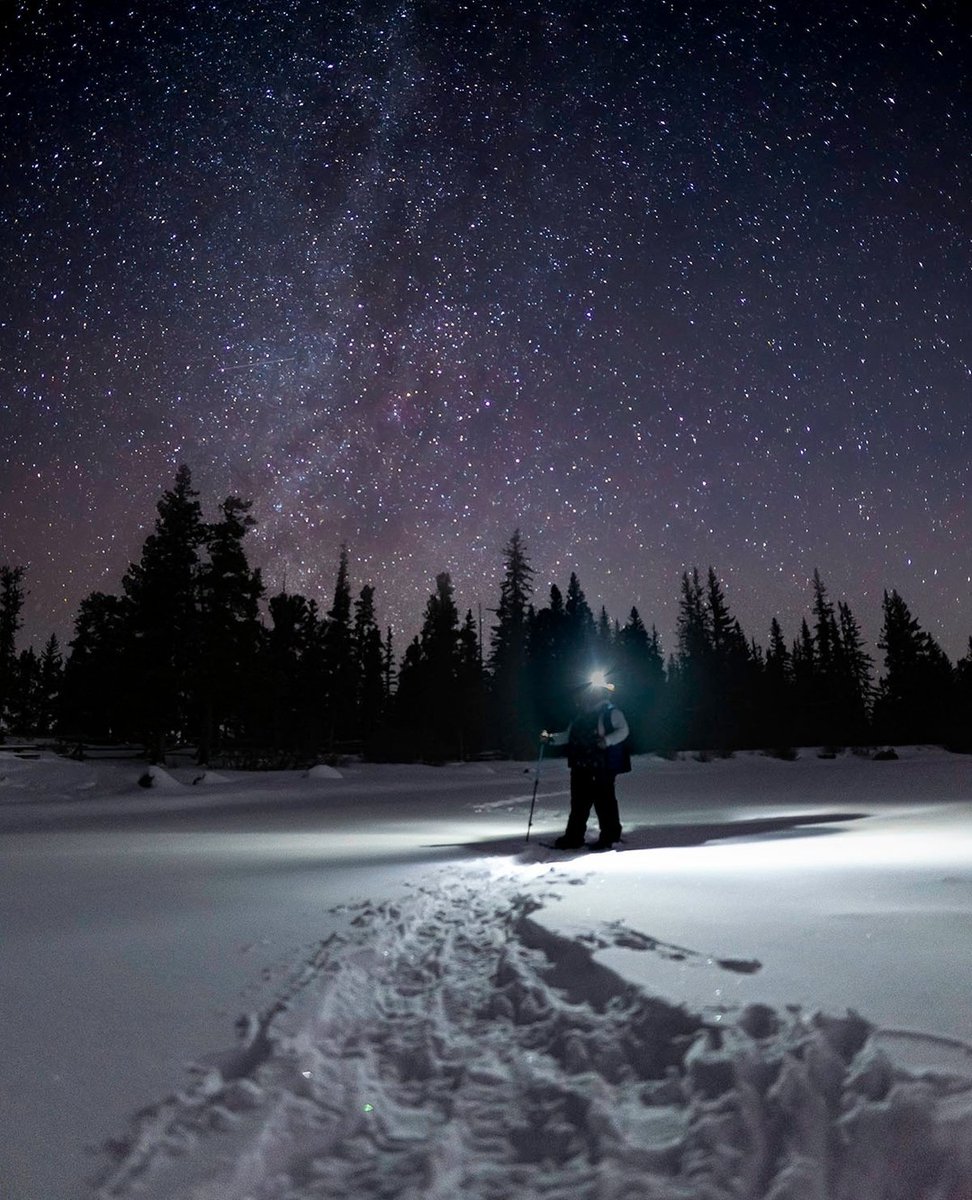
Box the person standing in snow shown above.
[543,676,630,851]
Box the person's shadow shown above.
[427,810,868,858]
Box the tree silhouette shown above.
[0,565,27,732]
[61,593,128,742]
[196,496,264,762]
[121,465,205,759]
[352,585,385,746]
[874,590,953,745]
[489,530,534,755]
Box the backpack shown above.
[602,704,631,775]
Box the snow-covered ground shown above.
[1,747,970,1199]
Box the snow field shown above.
[92,869,972,1200]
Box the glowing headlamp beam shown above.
[588,670,615,691]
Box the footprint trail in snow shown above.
[93,870,972,1200]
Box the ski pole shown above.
[526,737,546,843]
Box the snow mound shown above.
[92,871,972,1200]
[136,766,183,791]
[306,763,343,780]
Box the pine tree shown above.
[196,496,264,761]
[764,617,795,748]
[352,585,385,744]
[674,568,712,748]
[121,465,205,760]
[953,638,972,751]
[265,591,318,752]
[563,572,596,691]
[874,590,953,745]
[527,584,571,733]
[489,530,534,755]
[9,647,40,734]
[617,607,666,751]
[457,609,486,758]
[61,592,128,742]
[393,573,463,760]
[382,627,396,706]
[322,545,355,750]
[37,634,63,735]
[790,618,816,745]
[0,565,27,731]
[836,600,873,743]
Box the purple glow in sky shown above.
[1,1,969,657]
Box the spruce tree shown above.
[527,584,571,732]
[674,568,712,748]
[395,573,463,759]
[457,609,486,758]
[196,496,264,761]
[121,465,205,760]
[764,617,795,748]
[836,600,873,743]
[316,546,355,750]
[0,565,27,731]
[9,647,40,734]
[489,530,534,755]
[265,591,317,752]
[790,618,817,745]
[874,590,953,745]
[953,638,972,751]
[617,607,665,751]
[61,592,128,742]
[352,585,385,744]
[563,572,596,692]
[37,634,63,735]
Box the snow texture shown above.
[3,746,972,1199]
[92,869,972,1200]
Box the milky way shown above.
[1,1,969,659]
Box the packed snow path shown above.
[94,870,972,1200]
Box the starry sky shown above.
[1,0,970,662]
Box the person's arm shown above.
[542,724,571,747]
[601,707,629,746]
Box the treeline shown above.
[2,466,971,763]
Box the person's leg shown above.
[592,771,622,846]
[557,769,594,846]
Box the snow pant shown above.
[564,767,622,844]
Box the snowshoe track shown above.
[93,870,972,1200]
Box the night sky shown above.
[2,0,969,662]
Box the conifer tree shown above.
[196,496,264,761]
[790,618,816,745]
[121,465,205,760]
[0,565,27,730]
[322,545,355,749]
[836,600,873,743]
[37,634,63,735]
[9,647,40,733]
[61,592,128,741]
[489,530,534,755]
[563,571,596,692]
[617,607,665,751]
[382,627,396,705]
[457,609,487,758]
[352,585,385,744]
[394,573,463,759]
[527,583,571,731]
[674,567,711,747]
[764,617,795,747]
[953,638,972,751]
[874,590,953,744]
[265,591,318,752]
